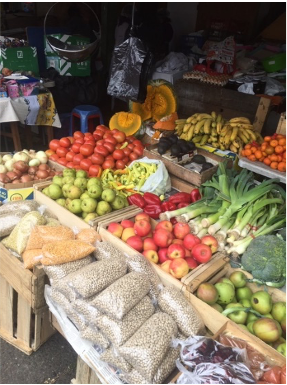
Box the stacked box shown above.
[0,47,39,76]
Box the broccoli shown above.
[240,235,286,288]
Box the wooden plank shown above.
[73,356,101,385]
[32,307,56,352]
[10,121,22,152]
[276,112,286,135]
[253,96,271,132]
[169,175,197,192]
[16,295,32,348]
[0,276,14,336]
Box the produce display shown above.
[196,270,286,356]
[241,132,286,173]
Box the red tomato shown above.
[57,157,68,166]
[71,142,81,153]
[112,149,124,160]
[113,131,126,143]
[49,139,60,151]
[126,135,135,143]
[56,146,69,158]
[45,149,55,157]
[59,137,71,148]
[95,145,109,157]
[90,153,104,165]
[133,146,144,157]
[80,144,94,157]
[73,153,85,165]
[66,161,76,168]
[84,132,94,141]
[73,131,85,140]
[93,130,104,138]
[96,124,109,132]
[115,159,126,169]
[92,133,102,142]
[89,164,102,177]
[73,164,81,170]
[103,142,115,153]
[132,139,143,147]
[123,147,131,157]
[74,138,84,145]
[102,159,115,169]
[49,154,59,162]
[122,156,129,164]
[67,136,74,144]
[105,155,114,161]
[96,139,105,146]
[66,151,76,162]
[80,158,93,171]
[104,135,117,145]
[127,143,135,151]
[129,152,138,161]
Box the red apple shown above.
[142,250,159,264]
[172,238,184,245]
[135,213,151,222]
[155,220,173,233]
[107,222,123,238]
[121,219,135,229]
[126,235,143,252]
[167,243,186,259]
[184,248,192,257]
[200,235,219,253]
[161,260,172,273]
[158,247,169,264]
[183,233,201,251]
[153,228,173,248]
[185,257,199,270]
[169,258,189,279]
[143,237,158,252]
[191,243,212,264]
[121,227,136,242]
[134,219,152,237]
[173,222,191,240]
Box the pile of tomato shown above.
[46,125,145,177]
[241,133,286,173]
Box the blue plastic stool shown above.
[69,105,104,135]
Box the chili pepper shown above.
[190,188,201,203]
[143,192,161,206]
[143,204,162,219]
[168,192,191,205]
[127,193,146,209]
[161,201,177,212]
[177,202,190,209]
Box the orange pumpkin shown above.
[153,112,178,131]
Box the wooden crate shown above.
[276,112,286,135]
[143,146,232,186]
[0,243,55,355]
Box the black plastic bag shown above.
[107,36,153,103]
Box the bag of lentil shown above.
[26,225,75,250]
[75,228,101,244]
[92,272,150,320]
[100,347,132,373]
[40,240,96,265]
[22,248,42,269]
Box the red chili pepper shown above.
[143,192,161,206]
[161,201,177,212]
[127,194,146,209]
[168,192,191,205]
[143,204,162,219]
[190,188,201,203]
[177,202,190,209]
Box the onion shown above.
[13,151,30,163]
[0,155,3,164]
[2,154,13,162]
[29,158,40,167]
[6,171,18,181]
[14,161,29,173]
[36,170,50,179]
[5,159,16,171]
[0,164,7,173]
[0,173,11,183]
[29,150,37,159]
[38,163,50,171]
[20,174,33,183]
[49,170,56,177]
[28,166,38,175]
[12,179,21,184]
[35,151,48,164]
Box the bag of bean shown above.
[100,347,132,373]
[93,240,125,261]
[80,325,110,350]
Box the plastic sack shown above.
[265,77,286,96]
[80,325,110,350]
[158,287,205,337]
[118,312,178,382]
[107,36,153,102]
[100,347,132,373]
[92,271,150,320]
[129,157,171,195]
[25,225,75,250]
[96,296,155,346]
[72,295,100,327]
[93,240,126,261]
[40,240,96,265]
[238,82,255,95]
[0,212,23,238]
[22,248,42,269]
[0,200,40,215]
[75,228,101,244]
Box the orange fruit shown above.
[270,139,279,148]
[275,145,284,154]
[263,158,271,166]
[269,154,279,162]
[245,144,251,149]
[278,162,286,172]
[264,136,272,142]
[254,150,262,159]
[248,154,256,162]
[251,146,258,154]
[278,138,286,146]
[270,161,278,170]
[245,149,252,156]
[265,146,275,155]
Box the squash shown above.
[153,112,178,130]
[129,85,153,121]
[109,112,142,136]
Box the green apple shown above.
[111,195,126,210]
[67,185,83,199]
[74,177,88,190]
[47,183,63,200]
[83,212,98,224]
[76,170,88,178]
[225,303,248,324]
[63,168,76,178]
[236,286,253,301]
[87,177,101,189]
[229,271,247,288]
[65,198,72,208]
[56,198,66,207]
[271,302,286,323]
[239,298,252,308]
[81,197,97,213]
[217,278,235,288]
[42,187,50,196]
[276,342,286,357]
[52,175,64,187]
[88,184,103,199]
[101,188,116,203]
[67,198,82,214]
[62,183,73,197]
[62,176,75,185]
[251,291,272,315]
[80,192,90,200]
[96,200,112,216]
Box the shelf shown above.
[238,157,286,184]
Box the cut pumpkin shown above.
[129,84,153,121]
[109,112,142,136]
[153,112,178,130]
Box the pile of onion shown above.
[0,161,59,184]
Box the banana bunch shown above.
[175,114,263,154]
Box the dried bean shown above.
[118,312,178,381]
[76,228,101,244]
[96,296,155,346]
[93,240,126,261]
[0,212,24,237]
[80,325,109,349]
[92,272,150,320]
[100,347,132,373]
[157,286,205,337]
[0,200,39,215]
[73,295,100,326]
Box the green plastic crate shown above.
[262,53,286,73]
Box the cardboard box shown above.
[44,34,90,56]
[0,47,39,76]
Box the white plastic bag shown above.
[129,157,171,195]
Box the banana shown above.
[194,119,207,134]
[216,114,222,123]
[232,139,240,148]
[237,123,254,130]
[223,127,233,147]
[211,142,220,148]
[229,117,251,124]
[175,126,183,136]
[238,129,250,144]
[220,124,230,137]
[186,124,195,141]
[192,135,203,143]
[175,119,186,125]
[229,144,238,153]
[211,111,217,120]
[219,144,226,151]
[230,126,239,142]
[211,121,217,128]
[203,118,212,134]
[200,134,209,146]
[179,132,187,140]
[186,113,199,123]
[245,129,257,141]
[183,123,191,133]
[216,121,222,135]
[211,136,219,142]
[211,127,217,137]
[196,113,213,121]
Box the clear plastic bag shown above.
[100,347,132,373]
[0,200,40,215]
[93,240,126,261]
[92,271,150,320]
[158,287,205,337]
[22,248,42,269]
[80,325,110,350]
[0,212,23,238]
[118,312,178,382]
[75,228,101,244]
[25,225,75,250]
[72,295,100,327]
[96,295,155,346]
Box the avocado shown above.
[201,162,214,172]
[192,154,206,164]
[179,142,191,154]
[158,142,171,155]
[186,141,196,151]
[170,144,182,157]
[168,134,178,144]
